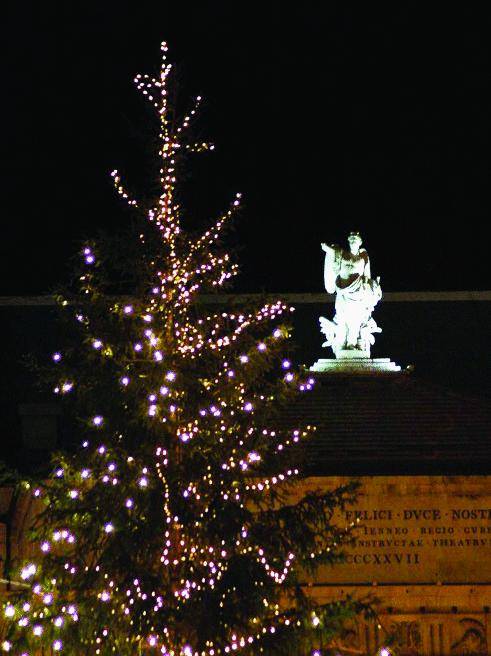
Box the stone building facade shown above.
[287,365,491,655]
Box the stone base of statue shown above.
[310,355,401,374]
[335,348,371,359]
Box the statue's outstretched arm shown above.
[321,242,336,255]
[322,243,339,293]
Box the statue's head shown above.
[348,231,362,250]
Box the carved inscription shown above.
[344,507,491,570]
[315,477,491,584]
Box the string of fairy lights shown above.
[2,41,364,656]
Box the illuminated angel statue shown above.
[320,231,382,357]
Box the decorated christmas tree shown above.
[3,42,369,655]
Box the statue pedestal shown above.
[310,357,401,374]
[335,349,371,359]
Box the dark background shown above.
[1,2,490,295]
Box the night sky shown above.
[2,3,490,295]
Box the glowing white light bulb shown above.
[123,305,133,314]
[33,625,43,636]
[121,376,130,386]
[104,523,114,533]
[92,340,102,349]
[20,564,36,580]
[93,416,103,426]
[52,352,62,362]
[53,640,63,651]
[4,605,15,618]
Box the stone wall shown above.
[301,476,491,655]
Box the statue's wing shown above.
[323,245,339,293]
